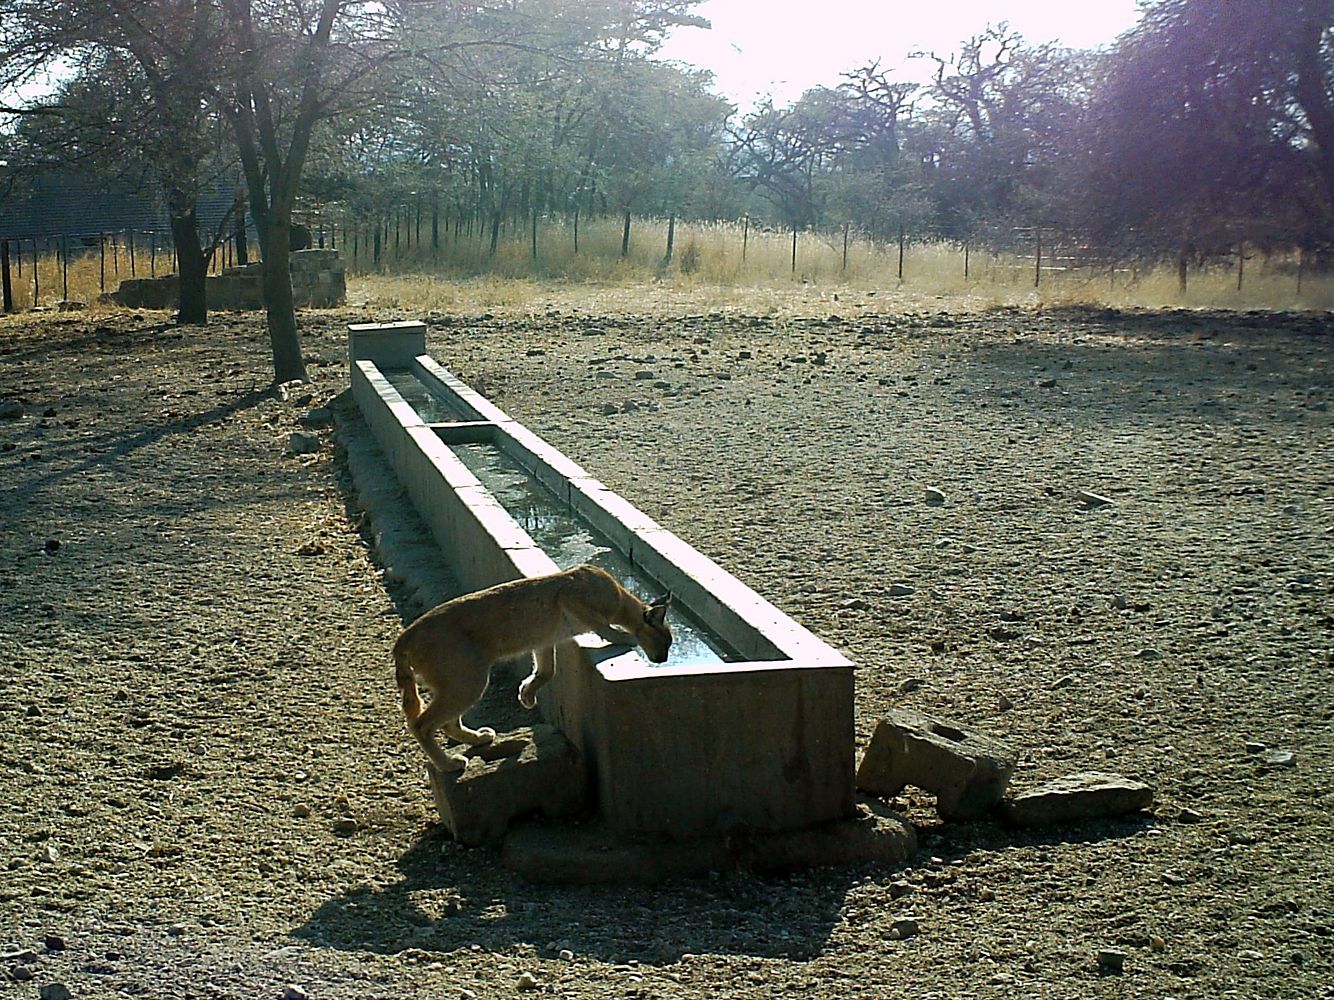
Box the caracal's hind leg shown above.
[409,698,469,773]
[518,647,556,709]
[441,716,496,746]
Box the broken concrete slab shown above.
[997,771,1154,827]
[500,796,916,884]
[856,709,1017,821]
[428,725,587,846]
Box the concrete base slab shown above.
[500,797,917,884]
[428,725,587,846]
[857,709,1017,821]
[997,771,1154,827]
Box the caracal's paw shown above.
[518,679,538,710]
[432,754,467,774]
[471,727,496,745]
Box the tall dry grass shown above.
[5,216,1330,317]
[350,215,1334,316]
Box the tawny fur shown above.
[392,564,671,772]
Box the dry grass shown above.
[9,217,1331,316]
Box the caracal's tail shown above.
[394,649,423,721]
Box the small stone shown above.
[10,965,34,982]
[43,934,66,952]
[293,803,311,818]
[1177,806,1204,824]
[1077,489,1114,508]
[43,539,61,555]
[558,949,574,961]
[1259,749,1295,767]
[281,986,309,1000]
[1050,674,1075,690]
[286,431,321,455]
[978,887,995,902]
[1244,741,1266,754]
[997,693,1014,712]
[39,985,72,1000]
[925,487,946,505]
[1110,594,1127,610]
[332,817,358,835]
[600,402,618,415]
[1150,935,1166,952]
[1135,648,1161,660]
[889,880,913,899]
[888,917,919,940]
[1098,948,1126,974]
[0,399,23,419]
[887,583,915,597]
[516,971,540,991]
[298,407,334,428]
[999,772,1154,827]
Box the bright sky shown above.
[657,0,1142,108]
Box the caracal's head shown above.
[638,593,673,663]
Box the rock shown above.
[43,934,66,952]
[42,539,60,555]
[292,803,311,818]
[287,431,322,455]
[1150,935,1166,952]
[0,400,22,419]
[516,971,540,991]
[1258,749,1295,767]
[856,710,1017,821]
[925,487,946,505]
[281,986,309,1000]
[298,407,334,429]
[39,986,72,1000]
[1097,948,1126,974]
[998,772,1154,827]
[430,725,587,846]
[558,949,574,961]
[10,965,34,981]
[1177,806,1205,824]
[887,583,915,597]
[1077,488,1114,508]
[331,817,358,835]
[888,917,919,940]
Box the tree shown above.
[1069,0,1334,262]
[0,0,224,324]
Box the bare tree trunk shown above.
[170,203,208,325]
[621,210,632,257]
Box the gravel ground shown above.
[1,301,1330,999]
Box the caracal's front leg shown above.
[518,647,556,709]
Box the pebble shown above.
[1259,750,1295,767]
[43,934,66,952]
[1097,948,1126,974]
[516,971,540,991]
[887,583,915,597]
[281,986,309,1000]
[925,487,946,505]
[0,399,22,419]
[1077,489,1114,508]
[292,803,311,818]
[888,917,919,940]
[1150,935,1166,952]
[286,431,321,455]
[1177,806,1204,824]
[332,817,358,835]
[10,965,34,982]
[558,948,574,961]
[39,986,71,1000]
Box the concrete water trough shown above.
[348,321,861,845]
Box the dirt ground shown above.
[0,300,1330,1000]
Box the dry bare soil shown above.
[1,301,1330,1000]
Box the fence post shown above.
[1236,245,1244,291]
[1297,248,1305,295]
[742,214,749,265]
[61,233,69,301]
[1,240,12,313]
[897,224,905,281]
[964,241,970,280]
[663,213,675,265]
[32,239,39,304]
[790,225,797,274]
[129,231,137,277]
[842,221,849,273]
[100,234,106,293]
[1034,231,1042,288]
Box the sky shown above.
[656,0,1142,108]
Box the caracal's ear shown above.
[645,591,672,626]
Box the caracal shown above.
[393,564,672,772]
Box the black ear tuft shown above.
[649,591,673,609]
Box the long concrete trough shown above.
[349,321,856,840]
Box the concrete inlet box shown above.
[349,323,856,840]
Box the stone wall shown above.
[107,249,345,310]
